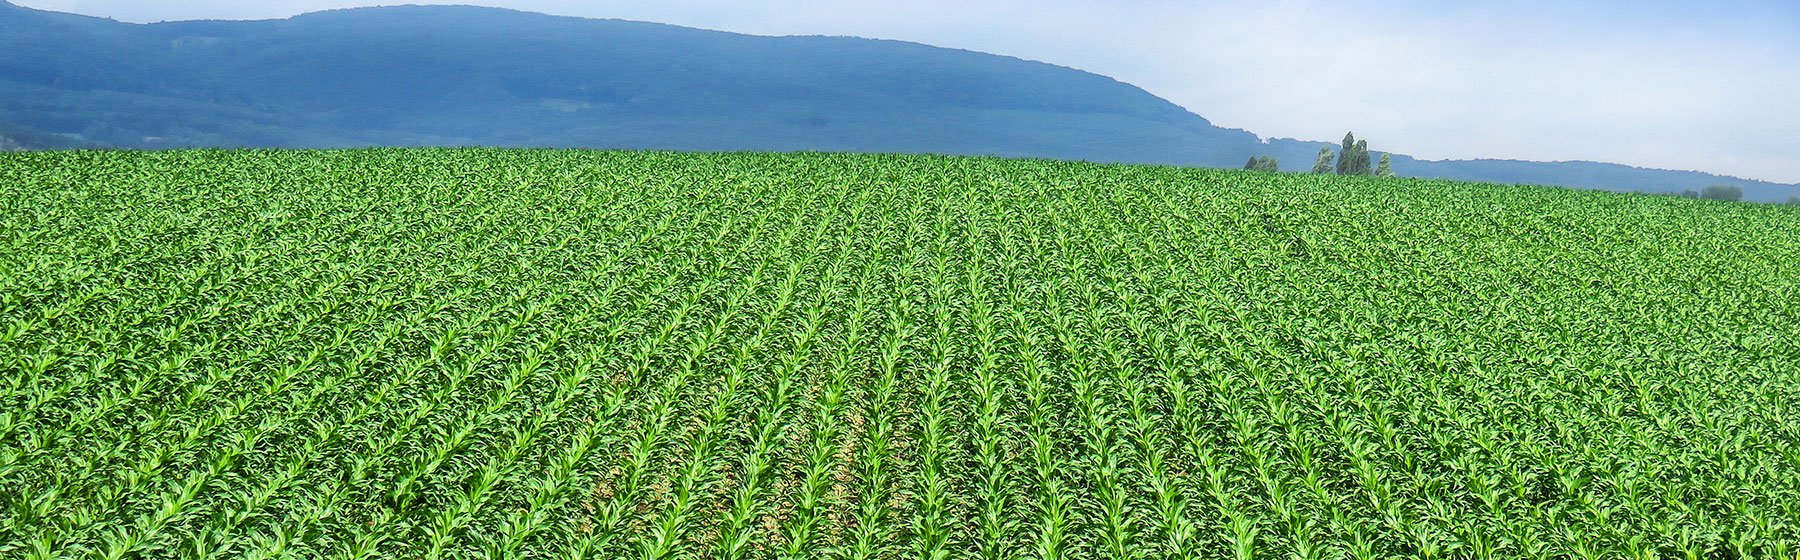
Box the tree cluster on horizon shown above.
[1679,185,1744,201]
[1309,132,1394,177]
[1336,132,1373,175]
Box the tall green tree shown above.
[1351,140,1371,175]
[1335,132,1356,175]
[1335,132,1373,176]
[1376,153,1394,177]
[1311,147,1335,174]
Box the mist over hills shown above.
[2,1,1793,201]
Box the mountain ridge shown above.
[2,1,1794,201]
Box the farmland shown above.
[1,148,1798,559]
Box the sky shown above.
[15,0,1800,184]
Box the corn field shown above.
[2,148,1798,559]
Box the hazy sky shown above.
[16,0,1800,183]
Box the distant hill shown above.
[2,1,1794,201]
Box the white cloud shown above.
[12,0,1799,183]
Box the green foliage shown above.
[1243,155,1278,172]
[1376,153,1394,177]
[1351,140,1371,174]
[1335,132,1373,176]
[1310,147,1335,174]
[1700,184,1744,201]
[1,148,1798,559]
[1335,132,1355,175]
[1788,195,1800,205]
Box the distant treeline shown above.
[1246,132,1394,177]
